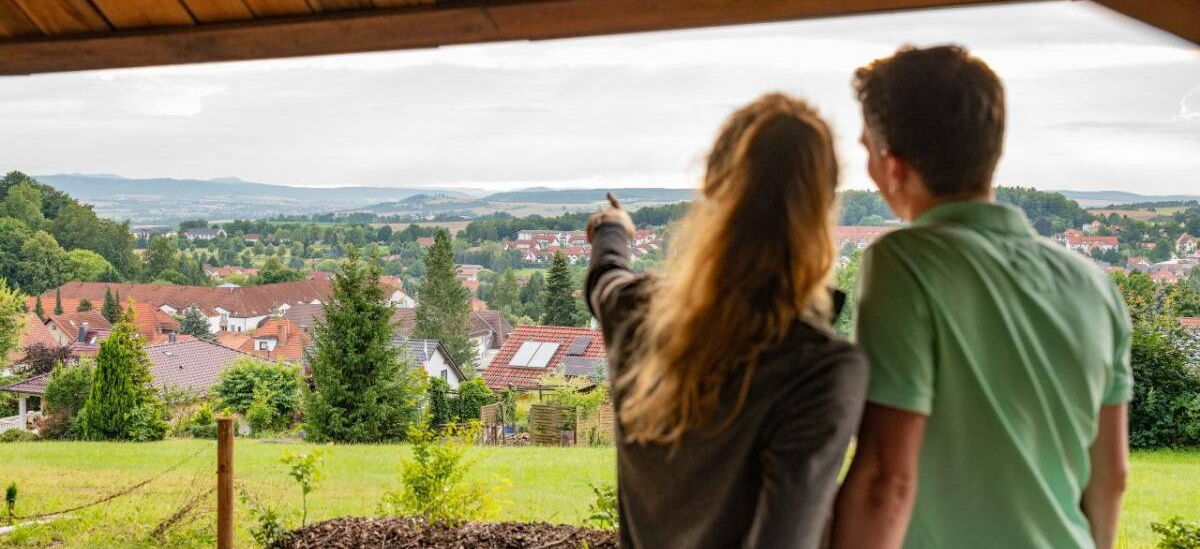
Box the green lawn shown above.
[0,441,1194,548]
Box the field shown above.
[0,441,1195,548]
[1088,206,1189,221]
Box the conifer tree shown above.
[54,288,63,315]
[76,299,93,312]
[78,304,162,440]
[304,248,426,443]
[101,287,120,324]
[34,295,44,320]
[414,230,477,370]
[541,251,581,326]
[520,271,544,321]
[489,268,521,318]
[178,306,214,341]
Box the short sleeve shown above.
[1103,286,1133,405]
[855,239,935,416]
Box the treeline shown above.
[461,202,689,244]
[995,186,1094,236]
[0,171,139,294]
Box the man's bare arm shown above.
[831,403,927,549]
[1082,404,1129,549]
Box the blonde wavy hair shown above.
[618,93,840,445]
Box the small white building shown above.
[393,338,465,389]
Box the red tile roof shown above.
[7,313,60,364]
[46,310,113,341]
[147,339,249,395]
[44,280,331,318]
[1181,317,1200,330]
[238,318,310,363]
[482,325,605,391]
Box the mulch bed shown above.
[274,517,619,549]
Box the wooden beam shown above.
[181,0,254,23]
[241,0,312,17]
[12,0,109,35]
[0,0,39,38]
[90,0,196,29]
[0,0,1192,76]
[1090,0,1200,45]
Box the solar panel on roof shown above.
[566,336,591,356]
[509,341,540,366]
[527,342,560,368]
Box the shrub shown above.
[380,422,499,526]
[583,483,618,531]
[427,377,454,427]
[241,489,288,548]
[246,386,280,436]
[213,357,302,419]
[0,429,38,443]
[1130,316,1200,448]
[455,378,495,423]
[41,360,94,439]
[1153,517,1200,549]
[188,404,218,439]
[125,402,169,442]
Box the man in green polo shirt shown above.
[831,46,1132,549]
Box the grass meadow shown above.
[0,440,1195,548]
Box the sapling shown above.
[4,482,16,522]
[281,450,325,527]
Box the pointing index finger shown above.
[606,192,621,209]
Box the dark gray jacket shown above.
[586,222,868,549]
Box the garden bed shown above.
[274,517,619,549]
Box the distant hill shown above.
[483,187,696,204]
[1055,190,1200,208]
[32,173,473,224]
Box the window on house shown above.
[257,340,268,350]
[440,370,448,381]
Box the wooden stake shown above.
[217,417,234,549]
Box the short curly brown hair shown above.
[853,45,1005,197]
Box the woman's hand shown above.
[587,192,636,243]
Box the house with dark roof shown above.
[392,337,466,389]
[0,339,247,432]
[481,325,606,391]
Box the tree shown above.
[16,231,67,294]
[455,378,495,422]
[33,295,44,319]
[489,268,521,318]
[214,357,303,419]
[76,298,92,312]
[305,248,426,443]
[65,249,113,282]
[41,359,95,439]
[414,230,477,370]
[54,288,63,315]
[77,305,166,441]
[2,182,44,229]
[101,287,121,324]
[520,271,544,320]
[144,235,178,280]
[833,250,862,337]
[541,251,581,326]
[426,377,454,427]
[0,279,24,364]
[178,306,215,341]
[21,343,72,375]
[255,256,305,284]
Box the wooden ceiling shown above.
[0,0,1195,76]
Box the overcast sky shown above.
[1,1,1197,194]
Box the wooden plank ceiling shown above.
[0,0,1195,75]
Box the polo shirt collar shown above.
[911,200,1036,236]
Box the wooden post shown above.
[217,417,234,549]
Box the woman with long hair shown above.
[585,93,867,549]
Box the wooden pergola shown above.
[0,0,1196,76]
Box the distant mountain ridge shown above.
[484,187,696,203]
[36,173,472,201]
[1055,190,1200,208]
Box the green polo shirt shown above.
[856,200,1133,549]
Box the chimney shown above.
[78,322,89,343]
[280,321,289,344]
[168,332,177,343]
